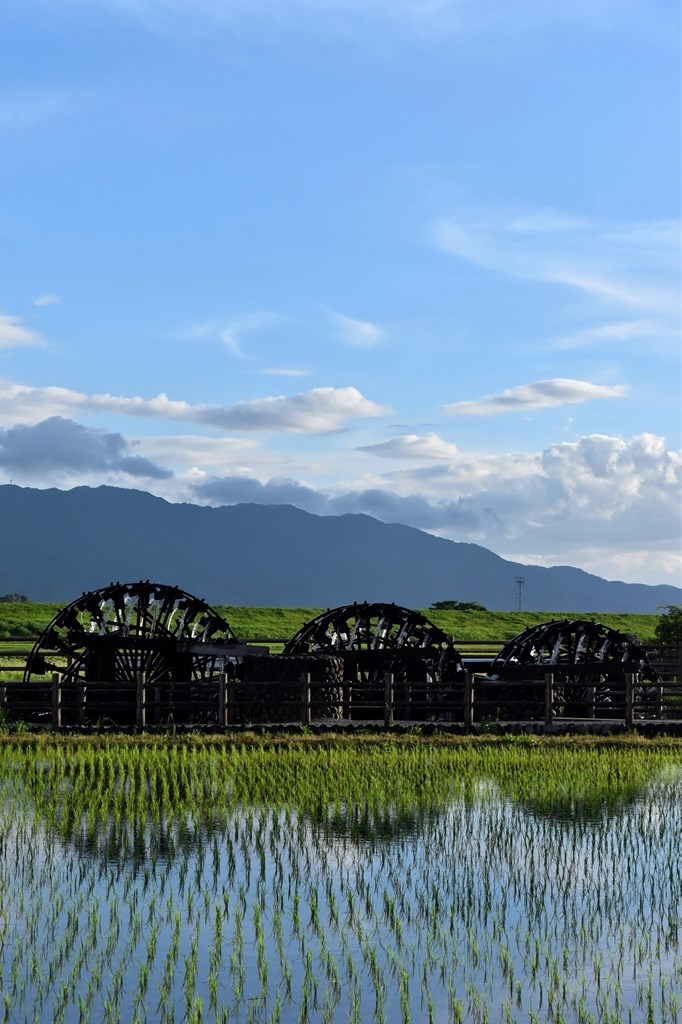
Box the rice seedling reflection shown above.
[0,737,679,1022]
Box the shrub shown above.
[654,605,682,645]
[431,600,487,612]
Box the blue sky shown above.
[0,0,679,586]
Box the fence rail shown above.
[1,668,681,731]
[2,636,680,730]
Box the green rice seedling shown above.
[0,734,680,1023]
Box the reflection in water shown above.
[0,747,680,1023]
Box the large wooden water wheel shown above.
[21,581,240,724]
[284,602,465,719]
[489,619,658,719]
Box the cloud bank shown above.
[0,381,391,433]
[0,413,677,582]
[0,417,171,480]
[191,432,681,581]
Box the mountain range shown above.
[0,484,679,612]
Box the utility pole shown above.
[515,576,525,611]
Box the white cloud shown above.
[33,294,62,308]
[443,378,628,416]
[206,386,391,431]
[0,315,47,350]
[0,379,391,433]
[219,327,244,357]
[358,433,459,459]
[135,433,261,470]
[331,311,385,347]
[2,407,677,582]
[557,271,678,316]
[433,209,680,319]
[174,312,280,356]
[191,431,682,584]
[550,319,661,350]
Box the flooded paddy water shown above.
[0,737,679,1023]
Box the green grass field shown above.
[0,600,663,643]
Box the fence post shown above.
[78,678,87,727]
[301,673,312,727]
[586,679,597,720]
[51,672,62,730]
[218,671,228,728]
[384,672,394,727]
[343,679,352,721]
[136,671,147,729]
[464,671,475,728]
[624,673,634,728]
[544,673,554,727]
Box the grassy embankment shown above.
[0,601,662,643]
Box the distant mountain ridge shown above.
[0,484,679,613]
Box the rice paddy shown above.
[0,735,679,1023]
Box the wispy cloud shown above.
[443,378,628,416]
[358,433,459,460]
[33,294,62,308]
[0,380,391,433]
[174,312,280,357]
[0,315,47,350]
[331,311,385,347]
[47,0,674,42]
[550,319,662,350]
[218,327,244,357]
[433,209,680,318]
[135,433,260,465]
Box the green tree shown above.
[654,605,682,645]
[431,600,487,612]
[0,593,28,603]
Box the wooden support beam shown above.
[301,673,311,727]
[464,671,475,728]
[218,671,228,728]
[136,671,147,730]
[544,673,554,727]
[51,672,62,730]
[624,672,634,728]
[384,672,394,727]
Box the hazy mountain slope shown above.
[0,484,679,612]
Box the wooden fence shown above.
[1,638,680,730]
[1,667,680,731]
